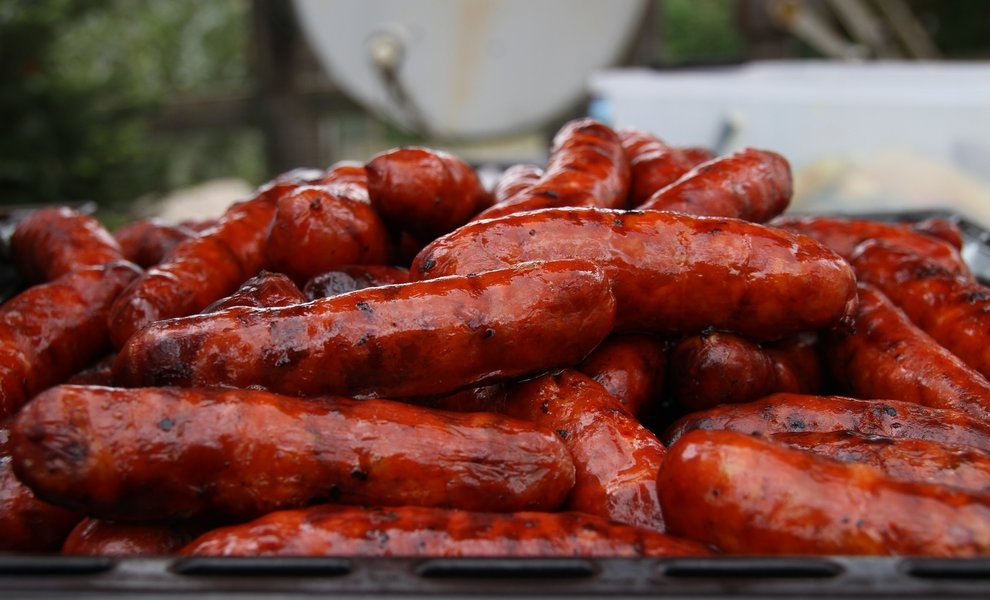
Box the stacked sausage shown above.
[3,118,990,558]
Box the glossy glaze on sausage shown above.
[662,393,990,451]
[491,164,544,206]
[303,265,410,300]
[823,283,990,422]
[913,217,964,250]
[499,369,666,531]
[12,385,576,521]
[62,518,207,556]
[0,261,141,419]
[658,429,990,556]
[113,219,196,268]
[113,260,615,399]
[473,119,630,220]
[637,148,791,222]
[180,505,711,557]
[618,128,714,207]
[577,333,667,418]
[201,271,305,313]
[11,206,124,283]
[412,207,857,341]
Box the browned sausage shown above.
[113,260,615,399]
[491,164,543,205]
[113,219,196,268]
[0,261,141,419]
[637,148,792,223]
[618,129,714,207]
[11,206,124,283]
[303,265,410,300]
[662,393,990,451]
[852,241,990,381]
[677,146,717,166]
[499,370,666,531]
[823,283,990,422]
[913,217,964,250]
[473,119,630,220]
[201,271,305,313]
[667,332,822,412]
[770,430,990,494]
[412,208,857,341]
[62,518,207,556]
[314,160,368,198]
[770,214,970,276]
[107,169,321,349]
[11,385,576,521]
[658,429,990,556]
[180,505,711,557]
[576,333,667,418]
[64,354,117,387]
[365,148,491,239]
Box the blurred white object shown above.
[293,0,648,139]
[152,179,254,223]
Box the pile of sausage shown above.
[3,117,990,559]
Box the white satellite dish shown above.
[292,0,648,139]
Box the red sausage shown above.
[201,271,305,313]
[658,429,990,556]
[180,505,711,557]
[618,129,713,207]
[913,217,964,250]
[491,164,544,206]
[303,265,410,300]
[11,206,123,283]
[11,385,576,521]
[64,354,117,387]
[412,207,857,341]
[637,148,792,222]
[576,333,667,418]
[113,260,615,399]
[62,518,207,556]
[113,219,196,268]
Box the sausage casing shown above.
[491,164,544,206]
[11,206,123,283]
[619,129,711,207]
[62,518,206,556]
[303,265,410,300]
[577,333,667,418]
[201,271,305,313]
[113,219,196,268]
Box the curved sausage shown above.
[473,119,630,220]
[201,271,305,313]
[658,429,990,556]
[180,505,710,557]
[11,206,123,283]
[366,148,491,239]
[113,219,196,268]
[303,265,410,300]
[662,393,990,452]
[0,261,141,419]
[65,354,117,387]
[113,260,615,399]
[11,385,576,521]
[412,207,857,341]
[913,217,964,250]
[499,370,666,531]
[618,129,714,207]
[62,518,206,556]
[577,333,667,417]
[637,148,792,222]
[491,164,544,206]
[823,283,990,422]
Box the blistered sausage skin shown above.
[576,333,667,418]
[662,393,990,451]
[113,219,196,268]
[303,265,410,300]
[12,385,576,521]
[852,241,990,381]
[823,283,990,422]
[11,206,124,283]
[113,260,615,399]
[491,164,544,206]
[365,147,491,240]
[637,148,792,222]
[180,505,710,557]
[770,430,990,494]
[62,518,207,556]
[658,430,990,556]
[413,208,857,341]
[201,271,305,313]
[499,370,666,531]
[473,119,630,220]
[0,261,141,419]
[618,129,714,207]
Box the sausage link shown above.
[113,260,615,399]
[662,393,990,451]
[913,217,964,250]
[366,148,491,239]
[618,129,713,206]
[770,430,990,494]
[577,333,667,418]
[412,207,857,341]
[11,206,124,283]
[180,505,710,557]
[499,369,666,531]
[823,283,990,422]
[658,429,990,556]
[62,518,209,556]
[0,261,141,418]
[473,119,630,220]
[12,385,576,521]
[113,219,196,268]
[65,354,117,387]
[491,164,544,205]
[315,160,369,200]
[201,271,305,313]
[303,265,410,300]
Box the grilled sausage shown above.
[303,265,410,300]
[180,505,711,557]
[201,271,305,313]
[913,217,964,250]
[770,430,990,494]
[491,164,544,206]
[64,354,117,387]
[618,129,714,207]
[637,148,791,222]
[113,219,197,268]
[62,518,207,556]
[658,429,990,556]
[823,283,990,422]
[663,393,990,451]
[473,119,630,220]
[113,260,615,399]
[577,333,667,417]
[412,207,857,341]
[11,206,124,283]
[499,370,666,531]
[0,261,141,419]
[11,385,576,521]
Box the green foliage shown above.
[662,0,745,63]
